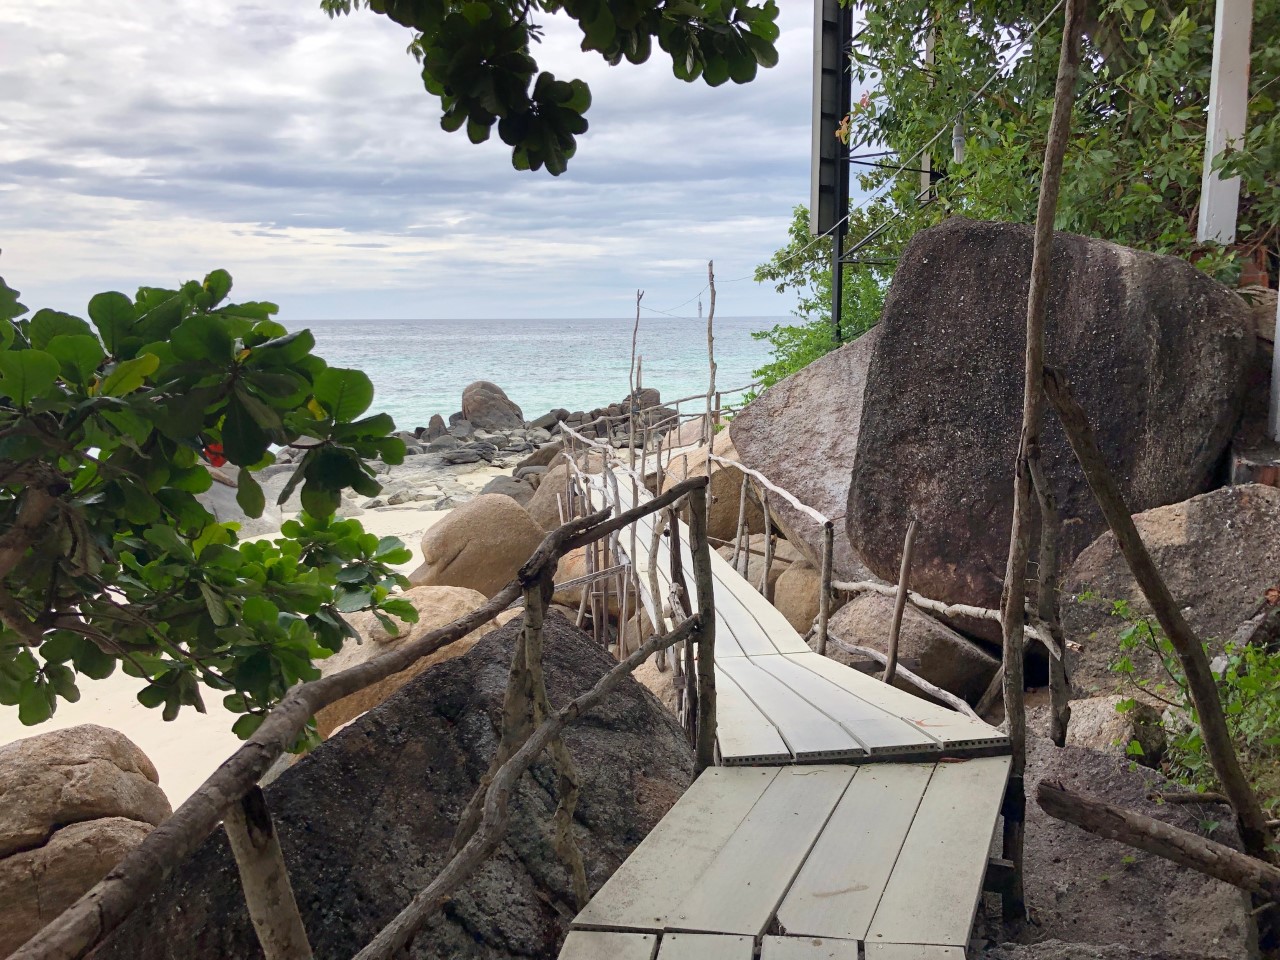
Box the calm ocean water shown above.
[303,315,781,432]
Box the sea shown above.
[303,315,783,432]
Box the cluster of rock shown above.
[0,725,173,956]
[91,616,694,960]
[722,217,1275,764]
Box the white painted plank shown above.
[753,655,939,756]
[866,946,967,960]
[717,657,865,761]
[560,931,658,960]
[573,767,780,931]
[777,763,935,940]
[656,933,754,960]
[867,756,1012,947]
[784,653,1008,751]
[1197,0,1254,244]
[714,665,794,765]
[670,766,855,936]
[761,935,860,960]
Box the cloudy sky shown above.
[1,2,822,322]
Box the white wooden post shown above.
[1196,0,1253,244]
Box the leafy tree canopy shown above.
[321,0,781,174]
[0,268,416,741]
[765,0,1277,311]
[854,0,1277,275]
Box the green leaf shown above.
[47,334,106,384]
[99,353,160,396]
[0,276,27,322]
[0,350,60,406]
[88,292,136,354]
[313,368,374,421]
[203,269,233,305]
[28,309,92,349]
[1140,8,1156,31]
[171,315,234,362]
[232,713,265,739]
[18,681,54,725]
[236,469,266,518]
[222,394,270,466]
[199,583,232,626]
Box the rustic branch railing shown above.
[13,476,717,960]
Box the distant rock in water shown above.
[92,613,695,960]
[848,217,1253,612]
[426,413,447,440]
[462,380,525,430]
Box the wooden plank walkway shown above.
[560,470,1013,959]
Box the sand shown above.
[0,462,508,807]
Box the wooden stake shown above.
[704,260,718,448]
[687,483,718,773]
[885,520,918,687]
[816,522,834,656]
[997,0,1086,920]
[1043,365,1275,863]
[223,786,313,960]
[1037,779,1280,900]
[1027,449,1071,746]
[759,487,775,602]
[730,473,749,574]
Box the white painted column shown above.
[1197,0,1253,244]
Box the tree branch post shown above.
[816,521,834,657]
[885,519,918,687]
[687,482,718,773]
[1042,365,1275,862]
[1027,449,1071,746]
[222,786,313,960]
[998,0,1086,922]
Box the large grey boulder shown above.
[848,218,1253,612]
[731,327,881,581]
[92,613,695,960]
[1062,483,1280,698]
[825,591,998,702]
[461,380,525,431]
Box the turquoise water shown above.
[303,315,780,432]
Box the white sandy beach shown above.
[0,464,507,807]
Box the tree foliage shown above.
[0,269,416,740]
[321,0,781,174]
[751,205,885,387]
[835,0,1278,281]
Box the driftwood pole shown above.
[629,290,643,472]
[704,260,718,448]
[1042,366,1275,862]
[816,522,834,656]
[1037,780,1280,900]
[759,488,775,602]
[1027,452,1071,745]
[885,520,918,687]
[998,0,1085,921]
[687,483,718,773]
[223,787,313,960]
[667,504,696,733]
[730,474,749,574]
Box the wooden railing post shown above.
[666,503,696,736]
[223,786,314,960]
[730,473,749,574]
[816,522,834,656]
[687,482,718,773]
[759,487,775,603]
[885,520,918,687]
